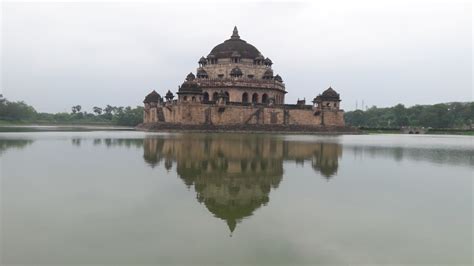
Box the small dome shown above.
[143,90,161,103]
[230,67,243,77]
[274,74,283,82]
[262,69,273,79]
[198,56,208,64]
[264,57,273,66]
[178,74,202,94]
[313,87,341,102]
[165,90,174,100]
[322,87,340,98]
[197,68,208,78]
[186,72,196,81]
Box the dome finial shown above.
[231,26,240,39]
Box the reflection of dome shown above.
[311,143,341,179]
[204,196,268,233]
[209,27,261,59]
[141,135,342,234]
[143,138,165,168]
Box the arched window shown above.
[252,93,259,103]
[203,92,209,102]
[225,92,230,101]
[212,92,219,101]
[262,93,268,104]
[334,102,337,107]
[183,96,187,101]
[242,92,248,103]
[192,96,196,102]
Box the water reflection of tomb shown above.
[142,135,342,233]
[0,139,34,155]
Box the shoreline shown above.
[0,123,471,135]
[136,123,360,135]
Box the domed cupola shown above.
[274,74,283,82]
[165,90,174,101]
[207,53,217,64]
[178,73,202,96]
[208,26,261,60]
[264,57,273,66]
[197,68,208,79]
[186,72,196,81]
[321,87,340,100]
[198,56,208,66]
[262,69,273,80]
[254,53,265,65]
[231,51,241,63]
[143,90,162,104]
[230,67,243,78]
[312,87,341,110]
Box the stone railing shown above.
[197,78,285,91]
[200,100,313,110]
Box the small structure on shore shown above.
[141,27,346,130]
[401,127,427,134]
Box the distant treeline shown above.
[0,95,143,126]
[345,102,474,129]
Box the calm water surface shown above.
[1,131,472,265]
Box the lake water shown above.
[1,131,472,265]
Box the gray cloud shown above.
[1,0,472,113]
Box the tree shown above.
[93,106,103,115]
[0,100,37,120]
[112,106,143,126]
[71,105,82,114]
[344,102,474,129]
[393,104,408,127]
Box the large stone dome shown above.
[208,26,261,59]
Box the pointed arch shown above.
[252,93,259,103]
[242,92,248,103]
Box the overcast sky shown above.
[1,0,472,113]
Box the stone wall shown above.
[144,103,344,127]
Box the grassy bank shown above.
[360,127,474,135]
[0,119,114,126]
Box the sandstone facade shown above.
[142,27,346,130]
